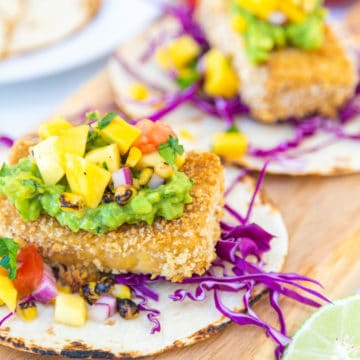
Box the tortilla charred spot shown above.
[61,341,115,359]
[0,148,224,284]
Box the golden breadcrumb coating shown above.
[0,147,224,284]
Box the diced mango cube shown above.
[31,136,65,185]
[57,125,89,160]
[55,293,87,327]
[278,2,306,23]
[96,117,141,155]
[128,83,149,101]
[0,275,17,311]
[136,151,163,169]
[65,154,111,208]
[212,132,248,159]
[155,35,201,70]
[126,147,142,168]
[85,144,120,173]
[38,116,72,139]
[231,15,247,33]
[203,49,239,98]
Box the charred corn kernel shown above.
[231,15,247,33]
[126,147,142,168]
[17,301,38,322]
[111,284,131,299]
[57,284,71,294]
[115,186,137,206]
[128,83,149,101]
[132,178,141,190]
[154,162,174,179]
[59,192,85,212]
[81,282,99,305]
[102,190,115,204]
[117,299,139,320]
[95,277,115,295]
[175,153,186,169]
[203,49,239,98]
[38,116,72,139]
[212,132,248,159]
[155,35,201,70]
[179,129,194,141]
[55,293,87,327]
[139,168,153,186]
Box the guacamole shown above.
[231,0,325,64]
[0,158,193,234]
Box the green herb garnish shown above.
[97,112,117,130]
[102,162,109,171]
[158,136,184,166]
[0,238,19,279]
[85,111,101,123]
[226,123,239,133]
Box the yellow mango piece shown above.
[57,125,89,160]
[31,136,65,185]
[128,83,149,101]
[231,15,247,33]
[97,117,141,155]
[125,147,142,168]
[155,35,201,70]
[38,116,72,139]
[203,49,239,98]
[136,151,163,169]
[0,275,17,311]
[65,154,111,209]
[212,132,248,159]
[85,144,120,173]
[278,2,306,23]
[55,293,87,327]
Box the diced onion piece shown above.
[88,295,117,322]
[112,167,133,188]
[88,303,109,322]
[96,295,117,317]
[32,265,58,303]
[147,173,165,189]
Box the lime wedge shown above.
[283,294,360,360]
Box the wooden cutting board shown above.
[1,71,360,360]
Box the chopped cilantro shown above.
[158,136,184,166]
[0,238,19,279]
[85,111,101,123]
[226,123,239,133]
[97,112,117,130]
[102,162,109,171]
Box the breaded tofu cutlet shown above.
[0,135,224,288]
[196,0,358,123]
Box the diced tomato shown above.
[14,244,44,297]
[133,119,176,154]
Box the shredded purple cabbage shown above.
[0,135,14,148]
[0,311,13,326]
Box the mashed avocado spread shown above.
[0,158,192,234]
[231,0,326,63]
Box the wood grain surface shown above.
[1,71,360,360]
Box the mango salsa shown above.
[203,49,239,98]
[38,116,72,140]
[155,35,201,70]
[31,136,65,185]
[55,293,87,327]
[0,275,17,311]
[213,132,248,159]
[96,117,141,155]
[65,154,111,208]
[85,144,120,173]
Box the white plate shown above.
[0,0,159,84]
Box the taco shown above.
[108,1,360,176]
[0,113,326,358]
[0,0,101,58]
